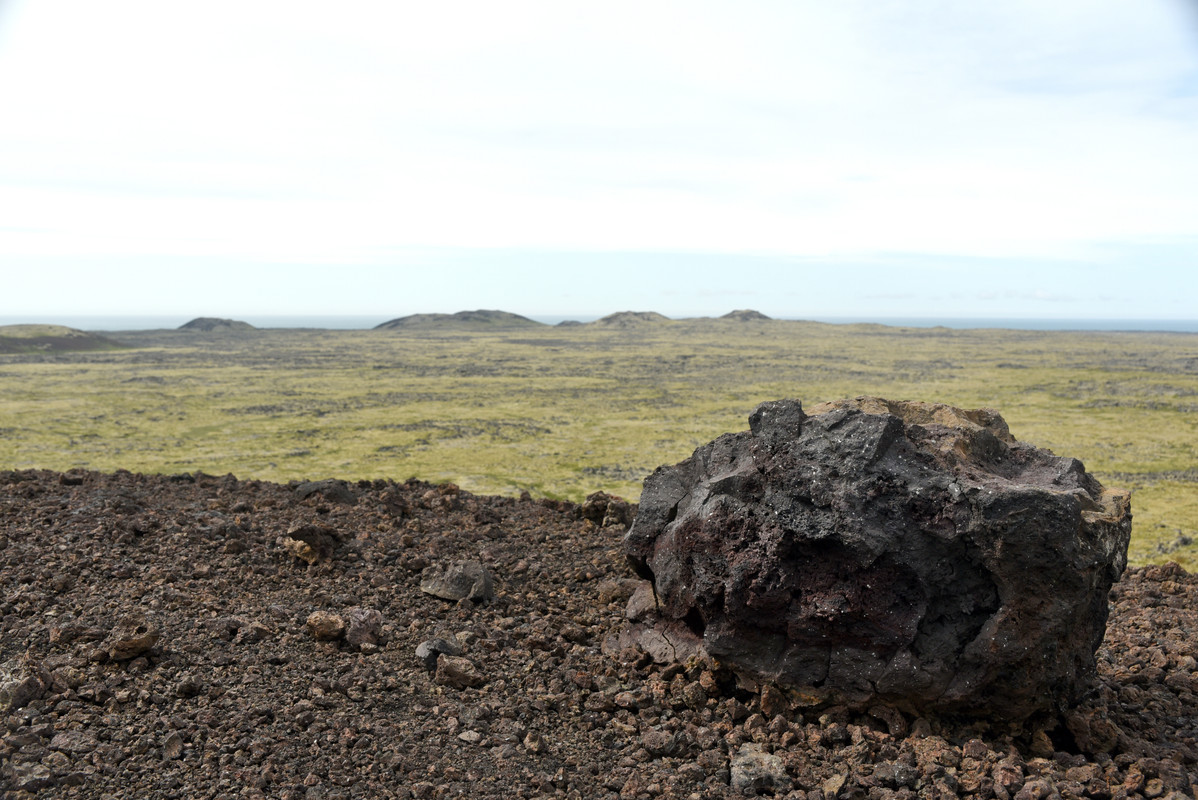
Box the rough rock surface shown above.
[419,560,495,603]
[581,491,635,529]
[1,468,1193,799]
[625,398,1132,720]
[280,523,344,564]
[293,479,358,506]
[305,611,347,642]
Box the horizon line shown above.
[3,311,1197,335]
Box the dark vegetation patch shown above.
[0,325,126,354]
[380,419,553,441]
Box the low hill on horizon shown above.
[720,309,772,322]
[0,324,126,354]
[591,311,672,327]
[589,309,772,326]
[179,318,257,332]
[375,310,543,330]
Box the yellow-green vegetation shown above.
[1,318,1194,568]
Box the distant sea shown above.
[2,315,1196,333]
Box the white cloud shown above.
[0,0,1195,316]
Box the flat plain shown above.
[1,316,1194,568]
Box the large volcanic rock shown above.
[624,397,1132,720]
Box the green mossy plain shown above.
[1,319,1194,569]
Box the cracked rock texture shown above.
[625,397,1132,720]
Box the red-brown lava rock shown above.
[1,468,1194,799]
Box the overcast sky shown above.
[1,1,1196,321]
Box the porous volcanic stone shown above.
[105,613,160,661]
[624,397,1132,719]
[420,560,494,603]
[306,610,346,641]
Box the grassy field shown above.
[1,317,1194,569]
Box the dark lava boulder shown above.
[624,397,1132,720]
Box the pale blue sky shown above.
[1,1,1196,321]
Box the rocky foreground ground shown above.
[1,469,1195,799]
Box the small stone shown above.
[294,478,358,505]
[760,684,787,717]
[962,738,989,760]
[823,773,848,798]
[42,750,71,771]
[0,667,44,712]
[106,614,160,661]
[681,681,707,709]
[235,618,274,643]
[596,579,638,605]
[163,731,184,760]
[580,491,633,528]
[1016,778,1055,800]
[641,729,679,757]
[868,704,909,738]
[49,729,98,754]
[613,691,639,709]
[1029,729,1055,759]
[50,666,85,693]
[283,523,342,563]
[415,638,464,670]
[676,761,706,783]
[491,743,518,760]
[1063,706,1121,755]
[434,655,485,689]
[583,692,615,712]
[730,743,792,794]
[992,760,1024,793]
[523,730,546,754]
[306,611,346,641]
[620,773,645,797]
[420,561,494,603]
[175,674,203,698]
[10,762,54,792]
[458,730,482,744]
[344,607,384,649]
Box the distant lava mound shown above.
[591,311,671,327]
[720,309,772,322]
[178,318,256,332]
[374,310,543,330]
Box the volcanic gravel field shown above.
[1,469,1196,799]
